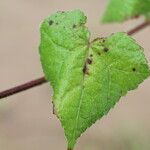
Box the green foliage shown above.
[102,0,150,23]
[39,10,150,149]
[145,12,150,20]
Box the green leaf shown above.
[145,12,150,20]
[102,0,150,23]
[39,10,150,149]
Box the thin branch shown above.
[127,21,150,35]
[0,77,46,99]
[0,21,149,99]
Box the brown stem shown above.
[0,21,149,99]
[0,77,47,99]
[127,21,150,35]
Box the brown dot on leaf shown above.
[83,64,89,75]
[87,58,92,64]
[49,20,54,26]
[132,68,136,72]
[83,64,87,73]
[104,47,109,52]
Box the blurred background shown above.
[0,0,150,150]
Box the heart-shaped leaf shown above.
[102,0,150,23]
[39,10,150,150]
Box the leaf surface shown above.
[39,10,150,149]
[102,0,150,23]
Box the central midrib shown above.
[73,43,91,142]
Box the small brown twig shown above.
[0,21,149,99]
[127,21,150,35]
[0,77,46,99]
